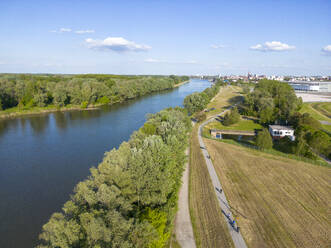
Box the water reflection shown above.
[28,115,50,136]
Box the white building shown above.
[269,125,295,141]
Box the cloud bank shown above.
[322,45,331,55]
[250,41,295,52]
[86,37,151,52]
[51,28,72,33]
[211,44,225,49]
[144,58,198,64]
[75,30,95,34]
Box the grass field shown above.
[206,85,243,117]
[299,103,331,132]
[188,85,244,247]
[299,103,330,121]
[189,125,234,248]
[311,102,331,119]
[206,118,262,131]
[204,139,331,248]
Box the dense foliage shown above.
[0,74,189,110]
[38,107,191,248]
[242,79,330,160]
[256,128,273,150]
[290,113,331,159]
[183,80,225,114]
[242,79,302,124]
[194,111,207,122]
[223,107,240,126]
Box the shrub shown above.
[194,111,207,122]
[256,128,273,150]
[223,107,240,126]
[97,96,110,104]
[80,101,88,109]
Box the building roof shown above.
[269,125,294,131]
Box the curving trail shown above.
[198,107,248,248]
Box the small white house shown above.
[268,125,295,141]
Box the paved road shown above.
[174,148,196,248]
[198,108,248,248]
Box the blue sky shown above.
[0,0,330,75]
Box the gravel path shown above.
[174,148,196,248]
[198,108,248,248]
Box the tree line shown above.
[38,107,191,247]
[241,80,331,159]
[183,80,225,115]
[0,74,189,111]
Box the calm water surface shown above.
[0,79,210,248]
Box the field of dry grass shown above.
[189,126,234,248]
[206,85,243,118]
[204,138,331,248]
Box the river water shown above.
[0,79,210,247]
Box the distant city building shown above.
[288,81,331,92]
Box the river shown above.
[0,79,210,247]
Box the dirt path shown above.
[174,148,196,248]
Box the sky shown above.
[0,0,330,76]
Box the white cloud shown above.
[211,44,225,49]
[60,28,72,33]
[322,45,331,55]
[75,30,95,34]
[144,58,198,64]
[86,37,151,52]
[250,41,295,52]
[50,28,72,33]
[144,58,160,63]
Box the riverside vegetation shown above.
[239,79,331,159]
[38,79,221,248]
[0,74,188,116]
[38,107,191,248]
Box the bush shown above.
[80,101,88,109]
[194,111,206,122]
[97,96,110,104]
[256,128,273,150]
[223,107,240,126]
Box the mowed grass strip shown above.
[206,118,262,132]
[300,103,331,132]
[204,139,331,248]
[189,126,234,248]
[311,102,331,119]
[299,103,331,122]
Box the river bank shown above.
[174,80,190,88]
[0,83,188,120]
[0,79,211,248]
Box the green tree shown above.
[53,83,68,107]
[194,111,206,122]
[223,107,240,126]
[183,92,208,114]
[256,128,273,150]
[308,130,330,153]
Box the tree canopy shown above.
[38,107,191,248]
[183,80,225,115]
[242,79,302,124]
[0,74,188,110]
[256,128,273,150]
